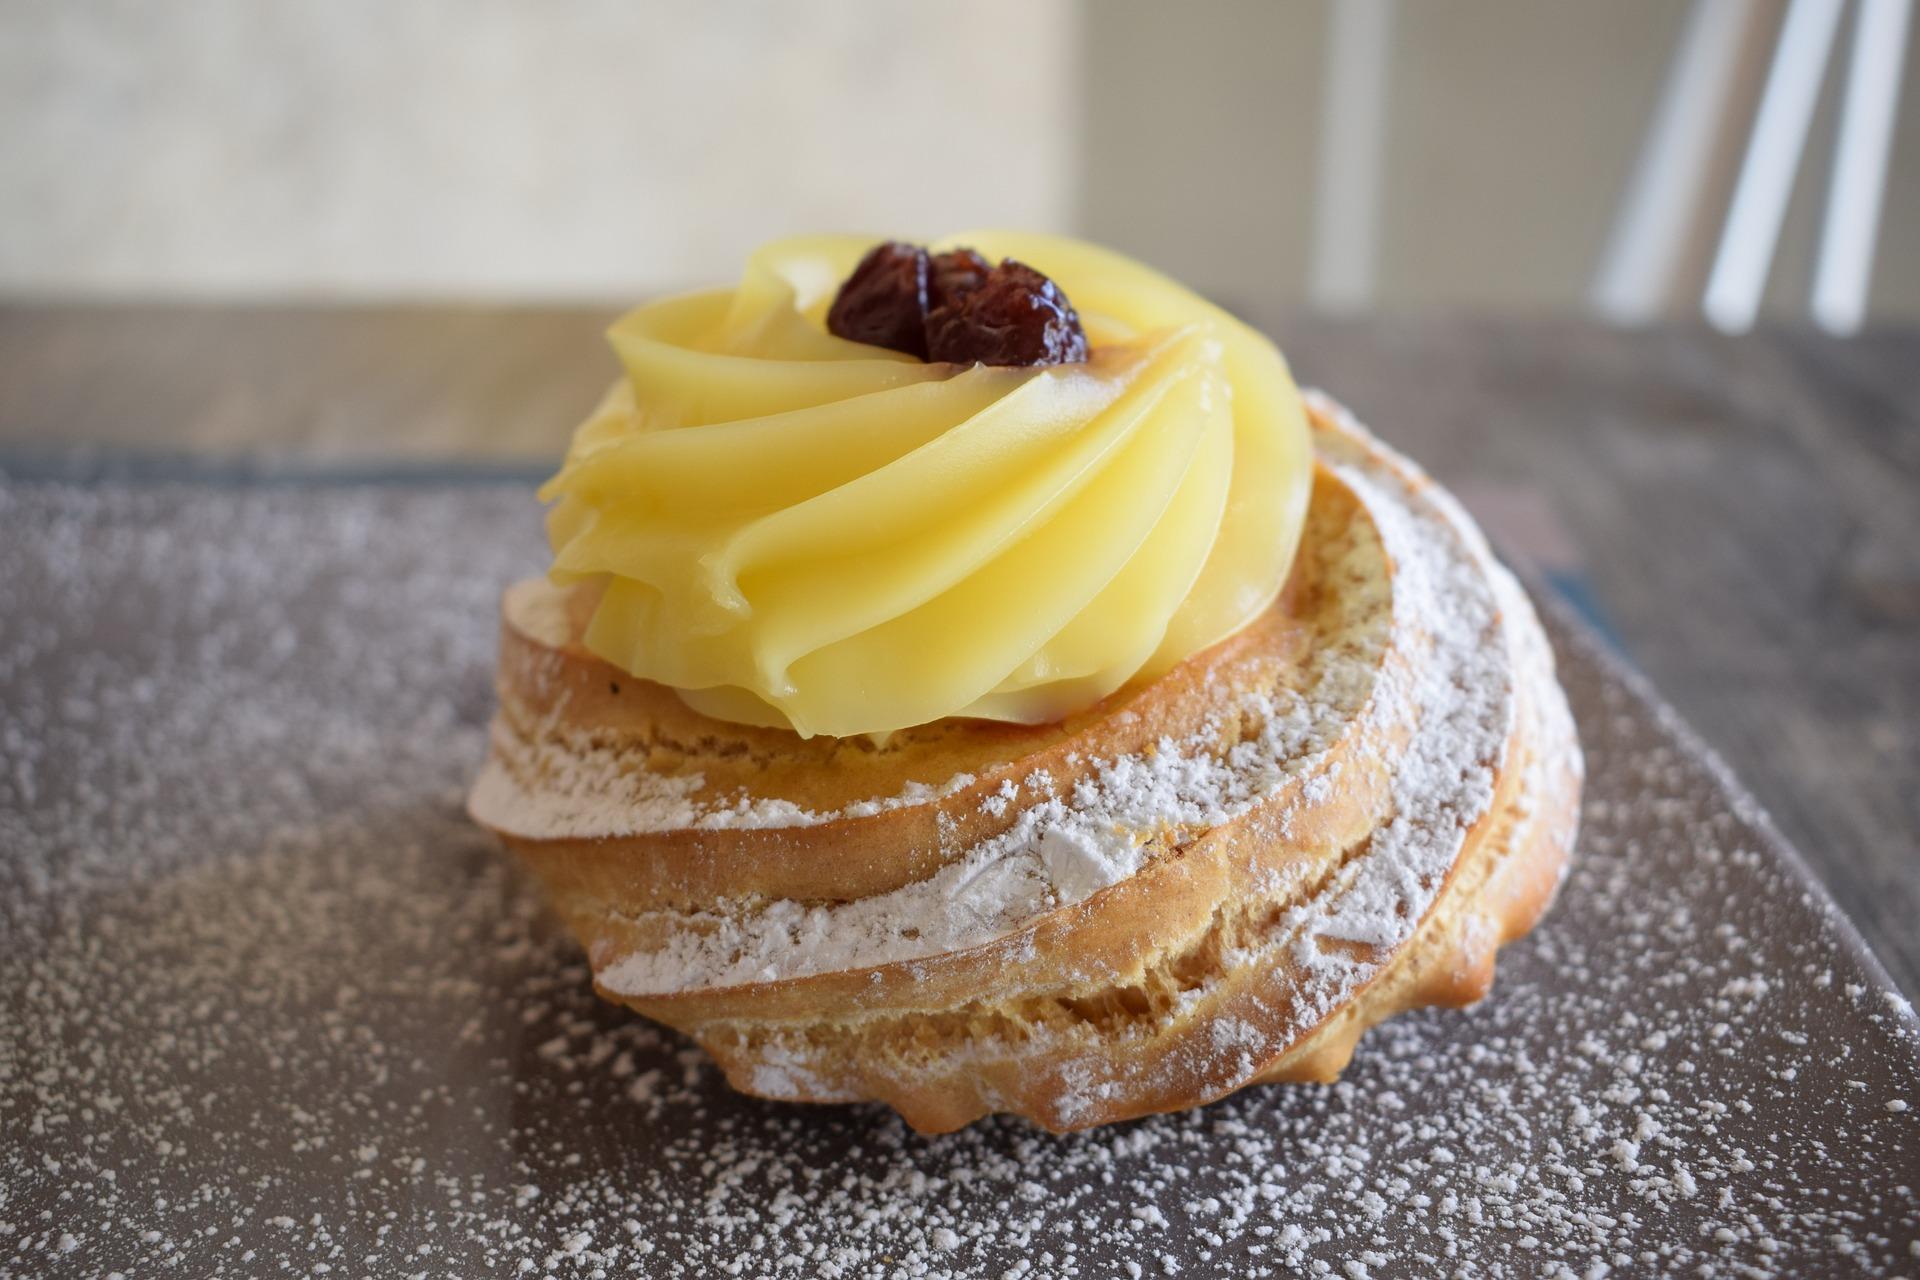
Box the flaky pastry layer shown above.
[470,395,1582,1133]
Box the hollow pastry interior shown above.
[469,393,1583,1134]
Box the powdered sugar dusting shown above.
[593,400,1516,998]
[469,740,708,836]
[592,514,1390,992]
[469,717,982,837]
[2,473,1917,1278]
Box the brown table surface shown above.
[2,303,1916,998]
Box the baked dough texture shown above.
[469,394,1582,1133]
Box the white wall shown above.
[0,0,1079,298]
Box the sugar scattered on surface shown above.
[2,476,1917,1278]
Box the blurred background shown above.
[4,0,1917,325]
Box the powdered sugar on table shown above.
[1,474,1916,1279]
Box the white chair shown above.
[1310,0,1913,333]
[1601,0,1913,333]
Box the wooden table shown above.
[3,304,1915,996]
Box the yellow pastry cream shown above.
[539,232,1313,739]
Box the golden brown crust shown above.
[470,396,1583,1133]
[481,564,1320,909]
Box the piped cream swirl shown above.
[540,232,1312,739]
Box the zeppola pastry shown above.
[469,233,1582,1133]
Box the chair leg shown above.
[1704,0,1848,332]
[1811,0,1913,333]
[1310,0,1396,312]
[1592,0,1772,324]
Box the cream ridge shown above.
[538,232,1314,739]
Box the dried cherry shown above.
[927,248,991,311]
[826,241,929,358]
[925,259,1089,367]
[825,241,1088,367]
